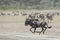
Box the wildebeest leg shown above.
[33,28,36,33]
[43,27,47,34]
[39,28,44,35]
[50,19,53,23]
[48,19,49,23]
[30,28,34,33]
[50,17,53,23]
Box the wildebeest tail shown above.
[48,26,52,29]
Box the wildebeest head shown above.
[25,19,31,26]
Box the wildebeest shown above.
[0,12,6,16]
[7,13,11,16]
[25,19,52,35]
[26,14,36,21]
[53,12,60,16]
[21,12,27,16]
[12,11,19,16]
[46,13,54,23]
[39,14,45,20]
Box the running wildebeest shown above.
[25,19,52,35]
[39,14,45,21]
[26,14,36,21]
[53,12,60,16]
[46,13,54,23]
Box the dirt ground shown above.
[0,22,60,40]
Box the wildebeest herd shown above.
[24,12,60,35]
[0,11,60,35]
